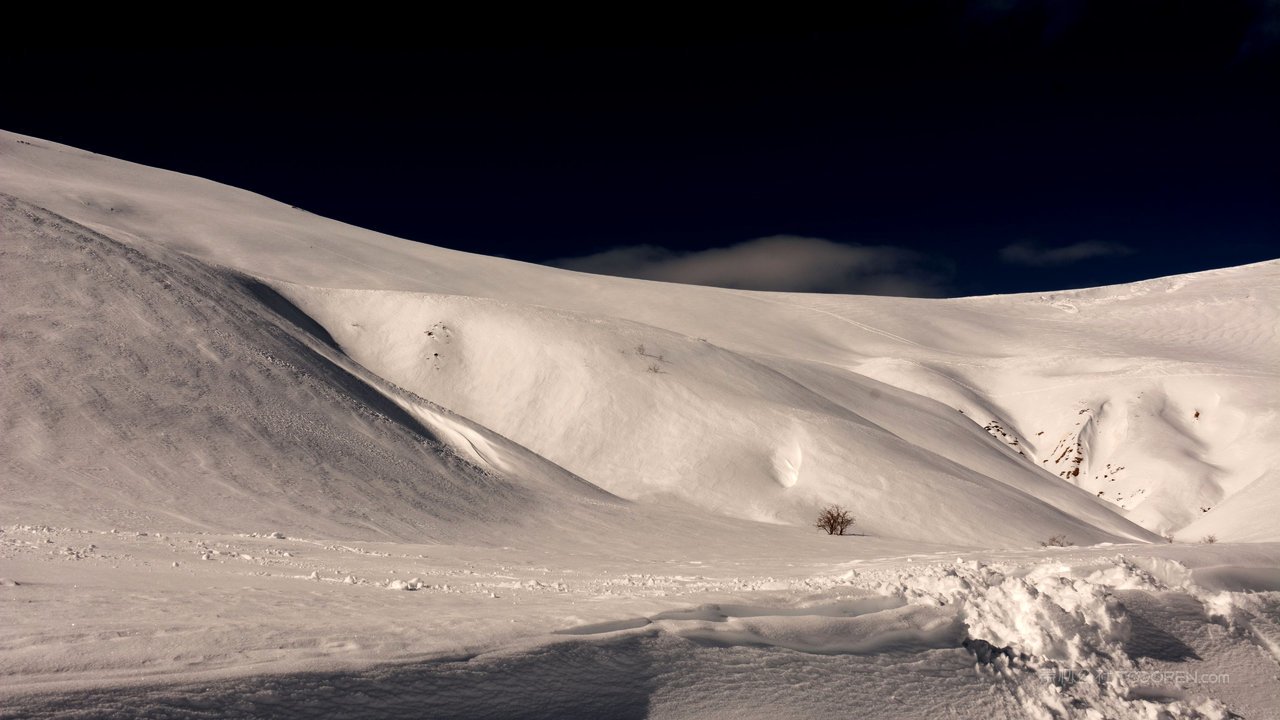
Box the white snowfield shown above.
[1,129,1278,719]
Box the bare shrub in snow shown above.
[646,362,662,374]
[1201,534,1218,544]
[815,505,854,535]
[1040,534,1072,547]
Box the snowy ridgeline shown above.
[3,129,1278,546]
[1,130,1279,718]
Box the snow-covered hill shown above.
[0,195,628,545]
[3,130,1280,719]
[3,129,1274,544]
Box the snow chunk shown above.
[386,578,425,591]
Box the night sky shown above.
[4,10,1277,296]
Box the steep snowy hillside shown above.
[275,282,1149,546]
[3,130,1272,540]
[827,268,1280,540]
[0,195,625,544]
[0,129,1163,547]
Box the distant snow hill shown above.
[2,130,1275,545]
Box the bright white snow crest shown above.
[1,130,1278,719]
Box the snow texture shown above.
[2,129,1278,718]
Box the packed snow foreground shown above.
[1,130,1278,718]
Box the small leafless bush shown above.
[646,362,662,374]
[1040,534,1072,547]
[815,505,855,535]
[1201,534,1218,544]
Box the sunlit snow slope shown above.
[0,195,627,544]
[3,129,1273,543]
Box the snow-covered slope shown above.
[836,269,1280,541]
[3,128,1276,542]
[0,129,1179,547]
[4,130,1280,720]
[0,195,627,545]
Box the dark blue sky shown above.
[5,11,1277,296]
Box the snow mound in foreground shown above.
[552,553,1277,719]
[3,521,1277,719]
[840,554,1273,719]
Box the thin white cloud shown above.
[999,240,1134,267]
[548,235,949,297]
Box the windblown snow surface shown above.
[1,130,1278,718]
